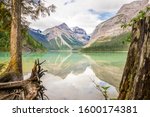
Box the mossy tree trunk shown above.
[118,16,150,100]
[0,60,47,100]
[6,0,22,80]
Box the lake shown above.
[0,52,127,100]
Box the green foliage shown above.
[92,79,110,100]
[1,0,56,21]
[101,86,110,91]
[0,31,10,51]
[0,1,55,52]
[0,30,46,52]
[0,2,11,32]
[101,86,110,100]
[0,2,46,52]
[23,32,47,51]
[21,0,56,20]
[48,37,70,50]
[121,6,150,28]
[0,2,11,51]
[82,33,131,52]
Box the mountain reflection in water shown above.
[0,52,127,99]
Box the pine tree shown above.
[0,0,55,81]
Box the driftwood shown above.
[0,60,48,100]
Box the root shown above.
[0,59,48,100]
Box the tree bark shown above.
[118,16,150,100]
[6,0,22,80]
[0,60,47,100]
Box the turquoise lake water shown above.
[0,52,127,99]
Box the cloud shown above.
[88,9,116,20]
[29,0,136,34]
[64,0,75,5]
[98,12,116,20]
[68,11,102,34]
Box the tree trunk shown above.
[6,0,22,80]
[118,16,150,100]
[0,60,48,100]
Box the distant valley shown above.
[83,0,149,51]
[0,0,149,52]
[28,0,149,52]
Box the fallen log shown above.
[0,59,48,100]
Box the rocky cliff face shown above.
[29,23,90,50]
[43,23,84,50]
[89,0,149,46]
[43,23,78,42]
[28,29,50,49]
[72,27,90,43]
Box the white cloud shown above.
[29,0,137,34]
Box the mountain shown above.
[42,23,85,50]
[84,0,149,50]
[28,29,50,49]
[28,23,90,50]
[0,28,46,52]
[72,27,90,43]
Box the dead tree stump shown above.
[0,60,48,100]
[118,16,150,100]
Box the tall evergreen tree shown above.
[0,0,55,81]
[6,0,22,80]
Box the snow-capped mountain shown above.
[29,23,90,50]
[28,29,50,49]
[72,27,90,40]
[72,26,90,44]
[43,23,85,50]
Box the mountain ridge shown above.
[29,23,90,50]
[85,0,149,48]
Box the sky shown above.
[29,0,137,34]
